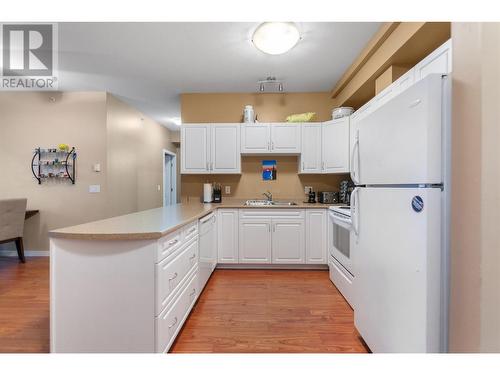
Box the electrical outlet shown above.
[89,185,100,193]
[304,186,313,194]
[225,186,231,195]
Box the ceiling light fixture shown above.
[257,76,284,93]
[252,22,300,55]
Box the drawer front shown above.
[329,255,354,308]
[239,209,304,219]
[156,270,199,353]
[156,237,198,316]
[157,229,183,262]
[183,221,198,242]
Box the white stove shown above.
[327,205,354,307]
[329,205,351,218]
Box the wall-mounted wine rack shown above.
[31,147,77,184]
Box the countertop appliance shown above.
[213,184,222,203]
[328,205,353,307]
[307,190,316,203]
[317,191,338,204]
[350,74,450,353]
[198,212,217,291]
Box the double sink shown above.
[244,199,297,207]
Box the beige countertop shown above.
[49,199,340,241]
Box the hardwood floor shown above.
[0,256,49,353]
[170,269,368,353]
[0,257,367,353]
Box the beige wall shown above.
[180,93,348,201]
[106,94,177,214]
[0,92,176,252]
[450,22,500,352]
[0,92,109,252]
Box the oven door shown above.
[328,211,353,275]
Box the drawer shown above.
[156,270,199,353]
[157,229,183,262]
[239,209,304,219]
[329,255,354,309]
[183,221,198,242]
[156,237,198,316]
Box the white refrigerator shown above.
[350,74,450,353]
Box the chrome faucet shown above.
[262,191,273,202]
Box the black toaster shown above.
[317,191,339,204]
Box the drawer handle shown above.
[188,227,196,234]
[168,238,179,246]
[189,253,196,260]
[169,272,178,281]
[168,317,178,329]
[189,288,196,297]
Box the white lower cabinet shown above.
[239,219,272,263]
[272,219,305,264]
[156,269,199,353]
[305,210,328,264]
[217,209,239,263]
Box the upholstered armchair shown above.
[0,198,27,262]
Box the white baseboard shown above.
[0,250,49,257]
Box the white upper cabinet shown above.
[181,124,210,174]
[211,124,241,174]
[299,123,322,173]
[181,123,241,174]
[241,123,301,154]
[414,39,452,82]
[270,123,301,153]
[240,123,271,153]
[322,117,350,173]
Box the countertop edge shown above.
[49,203,334,241]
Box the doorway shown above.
[163,149,177,206]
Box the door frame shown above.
[162,149,177,206]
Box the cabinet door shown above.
[270,123,301,153]
[211,124,241,174]
[305,210,327,264]
[322,118,350,173]
[271,219,305,264]
[239,219,272,263]
[414,39,452,82]
[181,125,210,174]
[217,209,239,263]
[299,123,322,173]
[241,124,270,154]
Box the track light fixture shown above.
[257,76,284,93]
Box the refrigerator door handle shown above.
[350,130,360,184]
[351,187,360,236]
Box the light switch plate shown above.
[93,163,101,172]
[225,186,231,194]
[89,185,100,193]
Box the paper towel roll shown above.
[203,183,213,203]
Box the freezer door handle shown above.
[351,187,360,237]
[350,130,360,184]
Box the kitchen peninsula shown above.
[49,199,335,353]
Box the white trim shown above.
[0,250,49,257]
[162,149,177,206]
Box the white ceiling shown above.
[58,22,381,130]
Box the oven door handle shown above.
[329,212,352,230]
